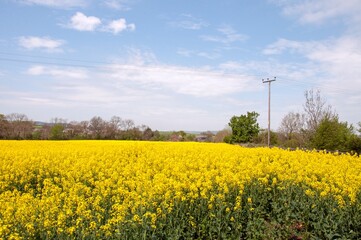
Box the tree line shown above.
[0,114,157,140]
[227,89,361,154]
[0,114,218,142]
[1,89,360,153]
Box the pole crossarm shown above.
[262,77,276,147]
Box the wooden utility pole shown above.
[262,77,276,147]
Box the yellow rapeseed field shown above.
[0,140,360,239]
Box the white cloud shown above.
[27,65,89,79]
[263,37,361,90]
[273,0,361,26]
[106,18,135,34]
[18,36,65,51]
[201,25,248,44]
[307,37,361,93]
[21,0,86,8]
[65,13,135,34]
[23,55,261,100]
[68,12,101,31]
[105,62,259,97]
[2,50,272,130]
[263,35,361,126]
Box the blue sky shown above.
[1,0,361,131]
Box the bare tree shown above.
[303,89,334,133]
[89,116,105,139]
[142,127,154,140]
[214,128,232,142]
[66,120,90,139]
[110,116,123,129]
[38,125,51,140]
[6,113,34,139]
[63,121,78,139]
[122,119,135,131]
[104,116,123,139]
[51,117,67,125]
[279,112,305,140]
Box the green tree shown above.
[0,114,9,139]
[311,116,352,151]
[347,134,361,154]
[253,130,278,146]
[50,124,64,140]
[228,111,260,143]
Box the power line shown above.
[0,51,108,65]
[0,57,100,69]
[0,51,356,95]
[0,54,265,79]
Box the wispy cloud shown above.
[262,38,320,55]
[18,36,65,52]
[103,0,131,10]
[1,50,290,129]
[105,63,259,97]
[67,12,101,32]
[169,14,208,30]
[27,65,89,79]
[23,50,260,99]
[262,35,361,120]
[176,49,192,57]
[177,48,220,60]
[20,0,86,8]
[201,25,248,44]
[272,0,361,26]
[263,36,361,87]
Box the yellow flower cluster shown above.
[0,140,360,238]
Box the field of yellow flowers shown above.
[1,140,361,239]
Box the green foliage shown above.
[223,135,232,144]
[0,114,9,139]
[347,134,361,154]
[32,130,42,140]
[185,133,196,141]
[253,130,278,146]
[311,117,353,151]
[282,138,301,149]
[228,111,260,143]
[50,124,64,140]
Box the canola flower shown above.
[0,140,361,239]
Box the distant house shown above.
[195,134,208,142]
[170,133,183,142]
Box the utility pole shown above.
[262,77,276,147]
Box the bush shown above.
[348,134,361,154]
